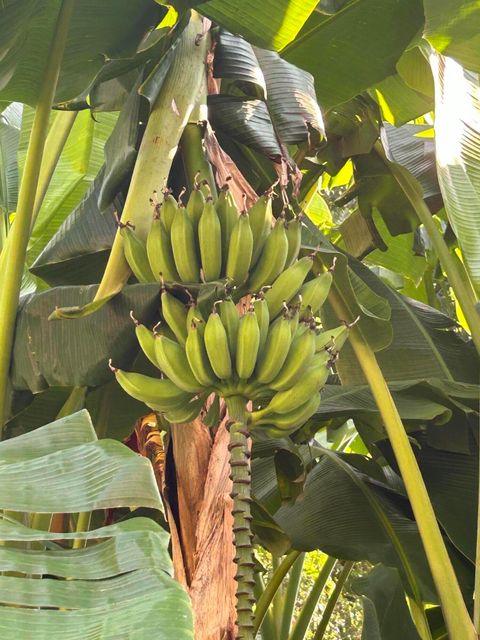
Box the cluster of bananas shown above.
[121,181,302,293]
[112,267,349,436]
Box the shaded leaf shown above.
[11,283,160,392]
[370,73,433,126]
[0,1,164,106]
[353,565,420,640]
[0,103,22,215]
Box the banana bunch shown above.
[112,269,349,435]
[120,182,304,293]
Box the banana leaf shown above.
[0,103,22,216]
[0,409,193,640]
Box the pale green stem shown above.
[375,141,480,355]
[288,556,337,640]
[253,550,301,635]
[279,552,305,640]
[253,571,276,640]
[72,511,90,550]
[0,0,75,432]
[312,561,354,640]
[327,286,476,640]
[56,386,87,419]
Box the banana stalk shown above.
[226,397,255,640]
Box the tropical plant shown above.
[0,1,479,640]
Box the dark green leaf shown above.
[11,283,160,392]
[353,565,420,640]
[0,1,164,106]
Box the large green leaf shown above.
[282,0,425,110]
[30,170,118,286]
[423,0,480,73]
[430,53,480,294]
[0,103,21,215]
[0,409,193,640]
[326,254,479,385]
[353,565,420,640]
[16,109,117,265]
[195,0,317,50]
[274,449,474,603]
[0,1,164,106]
[11,283,160,392]
[379,422,478,564]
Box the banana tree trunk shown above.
[164,416,237,640]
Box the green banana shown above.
[315,324,350,352]
[132,319,161,369]
[236,309,260,379]
[163,395,205,423]
[122,226,156,283]
[264,255,313,319]
[154,334,203,393]
[161,192,178,232]
[254,314,292,384]
[204,308,232,379]
[251,394,321,433]
[269,326,316,391]
[186,184,205,228]
[288,305,300,337]
[226,210,253,285]
[146,218,180,283]
[198,199,222,281]
[204,394,220,428]
[253,296,270,355]
[218,297,240,358]
[259,361,329,415]
[284,215,302,267]
[247,217,288,292]
[248,194,273,266]
[216,186,239,268]
[112,367,192,408]
[170,206,200,282]
[185,320,219,387]
[161,289,188,346]
[186,300,205,329]
[299,272,332,318]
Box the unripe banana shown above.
[204,394,220,428]
[216,186,239,268]
[264,255,313,319]
[253,296,270,355]
[259,361,329,415]
[204,308,232,379]
[198,199,222,281]
[251,394,321,433]
[186,185,205,228]
[254,314,292,384]
[299,272,332,318]
[315,324,349,352]
[146,218,180,283]
[247,217,288,292]
[161,192,178,232]
[248,194,273,266]
[269,327,316,391]
[122,226,156,283]
[161,289,188,346]
[132,319,161,369]
[186,301,205,329]
[163,395,205,423]
[285,215,303,267]
[170,207,200,282]
[236,309,260,379]
[112,368,192,408]
[186,320,219,387]
[154,334,203,393]
[218,298,239,357]
[226,211,253,285]
[288,305,300,337]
